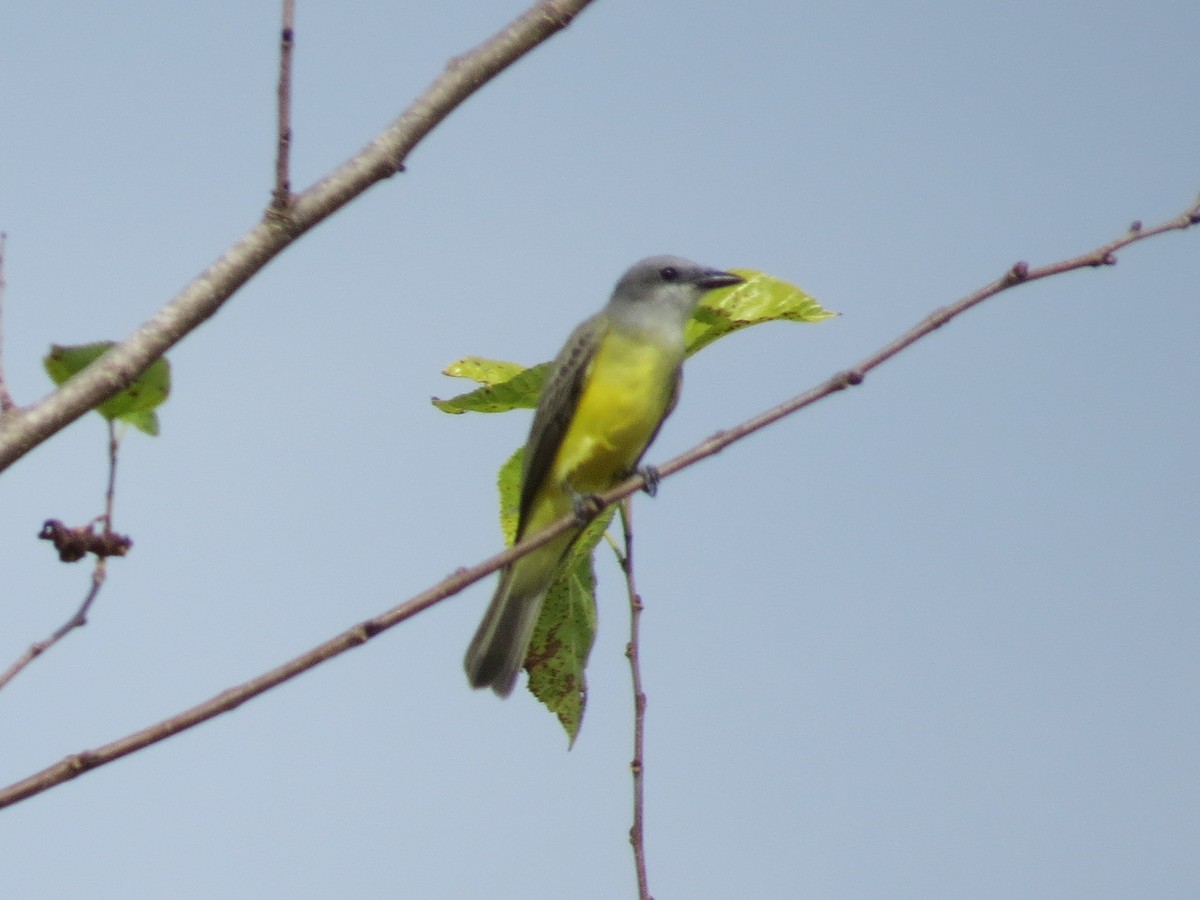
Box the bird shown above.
[464,255,744,697]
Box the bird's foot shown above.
[568,489,605,524]
[637,465,662,498]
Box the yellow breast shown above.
[551,328,680,494]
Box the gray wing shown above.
[515,314,606,538]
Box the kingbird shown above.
[464,255,744,696]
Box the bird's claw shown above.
[569,489,605,523]
[637,465,662,497]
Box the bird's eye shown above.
[659,266,680,282]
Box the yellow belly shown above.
[523,329,680,535]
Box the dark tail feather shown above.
[464,573,547,697]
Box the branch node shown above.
[1129,219,1143,233]
[263,204,301,237]
[374,156,408,180]
[357,621,385,641]
[833,369,864,390]
[67,751,102,774]
[1006,260,1030,284]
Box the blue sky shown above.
[1,1,1197,897]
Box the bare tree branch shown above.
[0,494,588,807]
[649,199,1200,485]
[0,233,13,413]
[270,0,297,213]
[0,197,1194,810]
[0,0,595,475]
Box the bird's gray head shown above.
[606,255,744,335]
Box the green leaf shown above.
[432,360,548,414]
[524,507,614,746]
[496,447,523,546]
[496,446,610,743]
[44,342,171,436]
[116,409,162,437]
[684,268,838,355]
[442,356,528,385]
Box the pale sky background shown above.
[1,2,1197,898]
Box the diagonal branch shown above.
[0,195,1194,810]
[649,198,1200,484]
[0,0,595,475]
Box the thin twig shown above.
[270,0,296,213]
[104,419,120,526]
[618,500,653,900]
[0,562,109,692]
[0,198,1196,808]
[0,422,122,691]
[0,232,14,412]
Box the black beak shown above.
[696,269,745,290]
